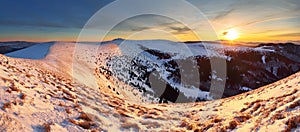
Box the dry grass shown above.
[2,102,12,110]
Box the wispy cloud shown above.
[1,0,300,41]
[167,25,191,34]
[230,15,300,29]
[211,9,235,21]
[110,14,194,35]
[0,19,81,29]
[270,32,300,37]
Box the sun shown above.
[223,29,239,40]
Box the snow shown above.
[188,42,275,54]
[240,86,253,91]
[227,56,232,61]
[262,55,266,64]
[5,42,54,59]
[0,42,299,131]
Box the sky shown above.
[0,0,299,42]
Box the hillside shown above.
[0,43,299,131]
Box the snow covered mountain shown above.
[97,39,300,103]
[0,41,299,131]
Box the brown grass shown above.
[2,102,12,110]
[42,123,51,132]
[284,115,300,132]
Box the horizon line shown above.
[1,39,300,44]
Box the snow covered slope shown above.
[96,39,300,102]
[5,42,54,59]
[0,42,299,131]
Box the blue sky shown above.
[0,0,299,42]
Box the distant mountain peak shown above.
[112,38,125,41]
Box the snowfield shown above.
[0,42,299,131]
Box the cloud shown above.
[211,9,235,21]
[1,0,300,41]
[110,14,190,34]
[202,0,300,30]
[112,21,192,35]
[270,32,300,37]
[167,25,191,34]
[231,16,300,29]
[0,19,80,29]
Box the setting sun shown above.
[223,29,239,40]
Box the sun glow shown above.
[223,29,239,40]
